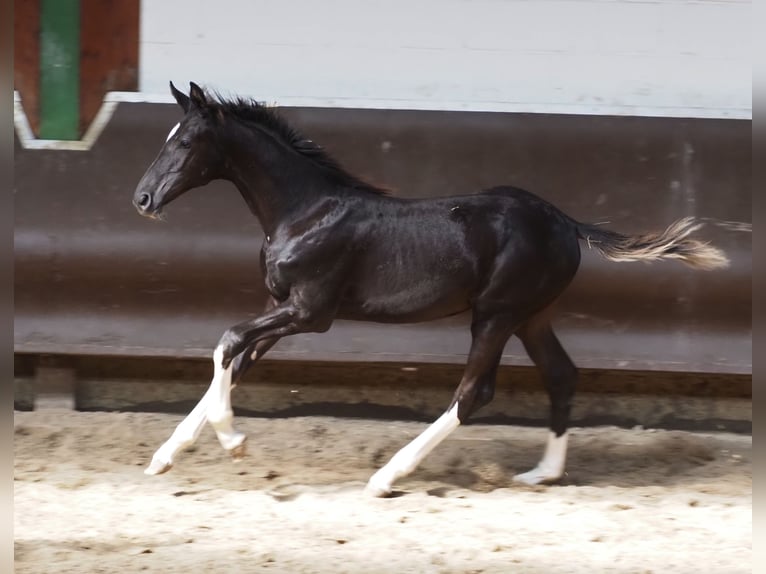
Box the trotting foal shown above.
[134,82,728,496]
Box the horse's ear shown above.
[169,81,190,113]
[189,82,208,110]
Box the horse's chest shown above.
[261,240,320,298]
[262,249,292,296]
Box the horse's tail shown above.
[572,216,729,270]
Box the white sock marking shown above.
[145,387,212,474]
[514,431,569,485]
[366,403,461,496]
[145,344,246,475]
[206,346,246,451]
[165,122,180,142]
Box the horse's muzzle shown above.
[133,191,154,215]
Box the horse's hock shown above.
[14,102,751,429]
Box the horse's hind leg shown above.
[144,336,278,475]
[513,314,578,485]
[365,317,513,497]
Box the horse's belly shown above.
[340,272,473,323]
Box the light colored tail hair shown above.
[575,217,729,270]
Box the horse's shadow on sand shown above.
[403,430,738,495]
[177,428,746,498]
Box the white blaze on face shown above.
[165,122,180,142]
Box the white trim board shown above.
[14,90,752,151]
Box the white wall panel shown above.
[140,0,751,118]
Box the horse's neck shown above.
[222,127,330,234]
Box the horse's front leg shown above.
[145,384,214,475]
[204,304,309,456]
[145,297,326,474]
[144,337,277,475]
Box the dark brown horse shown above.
[134,82,728,496]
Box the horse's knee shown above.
[476,381,495,409]
[454,379,496,422]
[217,327,273,368]
[216,330,244,368]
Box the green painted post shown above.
[39,0,80,140]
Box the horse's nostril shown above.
[137,193,152,210]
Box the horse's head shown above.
[133,81,223,218]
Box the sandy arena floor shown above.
[14,410,751,574]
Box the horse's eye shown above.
[180,138,191,149]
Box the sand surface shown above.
[14,410,751,573]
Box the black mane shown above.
[212,93,387,195]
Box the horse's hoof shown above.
[364,479,392,498]
[145,458,173,476]
[512,468,560,486]
[229,437,247,462]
